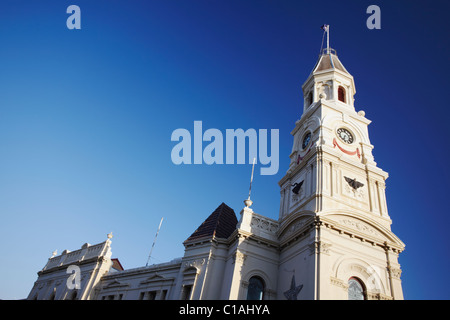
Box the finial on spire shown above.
[244,157,256,208]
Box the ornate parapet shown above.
[41,235,113,273]
[237,207,279,243]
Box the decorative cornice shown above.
[320,215,405,252]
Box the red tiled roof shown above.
[185,203,238,243]
[111,258,124,271]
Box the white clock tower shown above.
[276,29,405,300]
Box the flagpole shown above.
[248,157,256,200]
[326,25,330,54]
[244,158,256,208]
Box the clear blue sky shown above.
[0,0,449,300]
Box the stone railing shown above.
[238,207,279,243]
[42,241,109,271]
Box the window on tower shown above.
[338,86,346,103]
[307,91,313,107]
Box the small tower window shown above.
[338,86,346,103]
[306,91,313,107]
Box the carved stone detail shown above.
[337,218,383,239]
[183,258,205,268]
[389,267,402,279]
[279,218,310,241]
[233,251,246,265]
[250,216,278,234]
[330,277,348,289]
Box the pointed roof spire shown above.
[184,203,238,243]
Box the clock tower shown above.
[276,33,405,300]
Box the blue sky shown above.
[0,0,449,300]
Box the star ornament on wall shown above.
[284,275,303,300]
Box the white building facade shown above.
[27,45,405,301]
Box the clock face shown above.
[302,132,311,149]
[337,128,354,144]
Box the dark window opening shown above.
[181,285,192,300]
[247,276,265,300]
[338,86,346,103]
[306,91,313,106]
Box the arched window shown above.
[348,277,365,300]
[338,86,346,103]
[247,276,265,300]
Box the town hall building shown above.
[27,34,405,300]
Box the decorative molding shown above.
[104,279,129,289]
[389,267,402,279]
[140,274,174,286]
[337,217,383,239]
[330,277,348,289]
[367,292,393,300]
[279,217,311,241]
[183,258,205,269]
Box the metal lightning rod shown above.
[248,157,256,200]
[146,217,164,267]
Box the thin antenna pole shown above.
[146,217,164,267]
[248,157,256,200]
